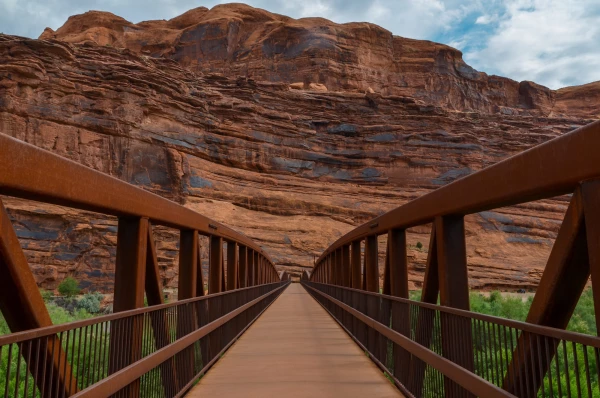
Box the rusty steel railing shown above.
[0,281,289,397]
[303,281,600,398]
[309,120,600,397]
[0,132,285,396]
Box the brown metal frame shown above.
[0,134,282,396]
[310,120,600,397]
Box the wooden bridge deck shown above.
[187,283,401,397]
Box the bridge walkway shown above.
[187,283,401,397]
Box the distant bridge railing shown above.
[308,120,600,397]
[0,133,284,396]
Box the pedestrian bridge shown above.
[1,121,600,397]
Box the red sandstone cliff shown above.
[39,4,599,118]
[0,4,598,292]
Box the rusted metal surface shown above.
[179,230,199,299]
[226,241,239,291]
[350,241,361,289]
[145,222,166,306]
[364,235,378,292]
[0,135,273,263]
[0,198,78,397]
[315,120,600,262]
[310,120,600,397]
[580,181,600,334]
[238,246,248,288]
[0,133,282,396]
[209,236,223,294]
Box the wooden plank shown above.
[188,284,401,397]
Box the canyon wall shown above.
[40,4,600,118]
[0,4,598,292]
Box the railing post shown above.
[408,224,439,396]
[227,241,238,291]
[387,228,411,387]
[364,235,378,292]
[209,236,223,294]
[334,249,340,286]
[178,229,198,299]
[247,249,255,286]
[351,240,361,289]
[110,217,149,397]
[239,246,248,288]
[342,245,350,287]
[253,251,259,286]
[436,215,474,398]
[176,229,199,387]
[145,223,178,393]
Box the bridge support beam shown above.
[364,235,378,292]
[436,215,474,398]
[0,198,78,397]
[239,246,248,288]
[408,220,474,398]
[342,245,350,287]
[503,185,600,397]
[209,236,223,294]
[351,241,361,288]
[408,224,439,395]
[227,241,238,291]
[110,217,149,396]
[385,229,412,386]
[145,223,178,394]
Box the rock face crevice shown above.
[0,3,598,291]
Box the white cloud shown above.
[464,0,600,88]
[475,14,496,24]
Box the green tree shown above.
[58,277,80,297]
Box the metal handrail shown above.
[0,133,273,263]
[306,282,600,349]
[303,281,515,398]
[0,282,285,347]
[316,120,600,262]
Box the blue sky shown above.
[1,0,599,89]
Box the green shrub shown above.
[40,289,54,302]
[58,277,80,297]
[77,292,103,314]
[416,241,423,250]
